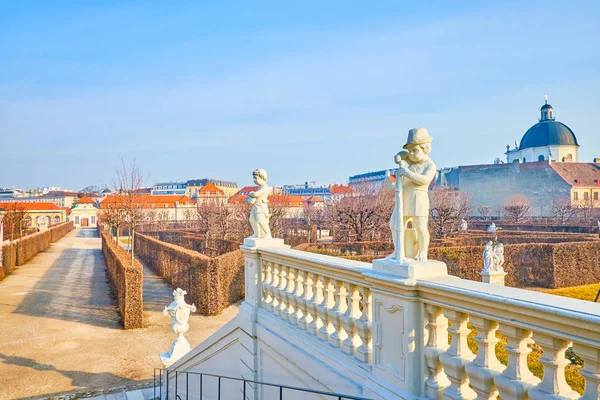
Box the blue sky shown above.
[1,0,599,190]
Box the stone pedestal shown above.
[243,237,286,249]
[481,271,507,286]
[159,335,191,368]
[372,257,448,280]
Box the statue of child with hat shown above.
[390,127,437,261]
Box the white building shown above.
[70,197,98,228]
[505,97,579,163]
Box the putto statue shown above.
[493,242,505,272]
[389,127,437,261]
[246,169,272,239]
[482,241,494,273]
[460,219,468,231]
[159,288,197,367]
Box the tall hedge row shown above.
[100,232,143,329]
[135,233,244,315]
[1,221,74,282]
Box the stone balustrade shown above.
[240,242,600,400]
[259,248,373,364]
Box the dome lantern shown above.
[540,95,555,121]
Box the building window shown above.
[595,192,599,201]
[538,155,545,161]
[75,216,80,224]
[573,192,579,200]
[584,192,589,200]
[523,157,527,163]
[91,216,96,224]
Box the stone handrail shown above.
[418,276,600,400]
[258,248,373,365]
[242,242,600,399]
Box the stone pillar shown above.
[238,237,288,398]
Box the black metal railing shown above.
[154,368,373,400]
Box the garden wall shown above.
[1,221,74,282]
[101,232,143,329]
[134,233,244,315]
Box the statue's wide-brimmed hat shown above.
[403,127,432,149]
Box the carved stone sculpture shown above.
[460,219,468,231]
[159,288,197,367]
[246,169,272,239]
[493,243,505,272]
[482,241,494,273]
[388,127,437,262]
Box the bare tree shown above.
[1,203,28,241]
[97,204,126,243]
[428,188,472,237]
[110,158,148,263]
[303,203,327,240]
[575,197,599,225]
[476,205,492,220]
[325,184,391,242]
[501,194,531,223]
[550,198,578,224]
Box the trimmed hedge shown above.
[101,232,143,329]
[135,233,244,315]
[1,221,74,282]
[303,236,600,289]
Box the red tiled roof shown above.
[198,183,225,196]
[233,186,259,196]
[0,202,63,211]
[306,196,324,203]
[99,195,194,209]
[330,184,353,194]
[550,162,600,187]
[228,195,247,205]
[75,196,96,204]
[269,195,307,207]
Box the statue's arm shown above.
[402,162,437,186]
[252,184,269,198]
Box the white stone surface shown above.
[159,288,196,368]
[372,257,447,280]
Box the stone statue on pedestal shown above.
[159,288,197,367]
[389,127,437,262]
[460,219,468,231]
[493,242,505,272]
[482,241,494,273]
[246,169,272,239]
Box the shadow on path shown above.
[13,247,121,329]
[76,228,99,238]
[0,353,145,400]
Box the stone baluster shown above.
[268,263,280,314]
[494,326,540,400]
[276,265,289,318]
[283,266,296,322]
[328,280,348,349]
[439,309,477,399]
[465,317,505,400]
[340,283,361,356]
[317,277,335,342]
[528,333,579,399]
[289,268,304,325]
[297,271,312,330]
[307,273,324,336]
[261,261,273,309]
[572,342,600,400]
[355,286,372,363]
[423,304,451,400]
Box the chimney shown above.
[574,179,581,184]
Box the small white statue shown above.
[159,288,197,367]
[493,242,505,272]
[460,219,468,231]
[482,241,494,273]
[487,222,501,233]
[597,220,600,232]
[389,127,437,261]
[246,169,272,239]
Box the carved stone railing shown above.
[240,241,600,400]
[259,248,373,365]
[420,277,600,400]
